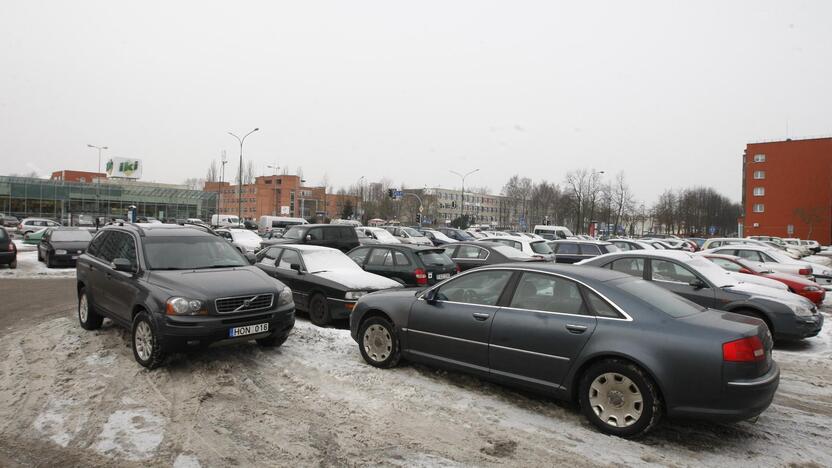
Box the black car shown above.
[76,223,295,368]
[441,241,543,271]
[549,240,619,264]
[260,224,360,253]
[38,228,93,268]
[347,244,458,287]
[579,250,824,341]
[254,245,401,326]
[0,228,17,269]
[350,263,779,437]
[436,227,476,242]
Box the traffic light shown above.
[451,201,456,208]
[416,213,421,224]
[387,189,395,198]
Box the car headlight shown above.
[803,285,822,292]
[789,304,815,317]
[165,297,205,315]
[345,291,368,300]
[55,249,67,255]
[277,287,293,306]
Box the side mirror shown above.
[738,267,752,274]
[688,278,707,290]
[112,258,135,273]
[245,252,256,265]
[424,289,438,304]
[305,235,312,241]
[290,263,304,274]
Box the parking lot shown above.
[0,271,830,467]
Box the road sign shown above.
[419,206,423,213]
[787,224,794,235]
[394,190,403,199]
[708,226,717,235]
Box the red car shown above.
[704,254,826,305]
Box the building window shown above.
[752,203,765,213]
[753,170,765,180]
[753,187,765,196]
[753,154,766,163]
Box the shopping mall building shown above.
[0,170,217,224]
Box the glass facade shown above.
[0,176,217,223]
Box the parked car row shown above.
[65,222,829,441]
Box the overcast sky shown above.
[2,1,830,203]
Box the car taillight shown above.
[414,268,428,286]
[723,336,765,362]
[798,268,812,275]
[455,264,461,273]
[9,242,15,252]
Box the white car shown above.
[17,218,61,235]
[479,236,555,261]
[420,229,457,246]
[783,238,812,257]
[359,227,401,244]
[216,228,263,254]
[703,245,832,284]
[698,255,788,292]
[382,226,433,246]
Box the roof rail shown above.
[180,222,219,236]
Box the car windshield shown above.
[403,227,425,237]
[371,229,398,243]
[683,257,738,287]
[453,230,475,241]
[282,226,304,240]
[732,257,770,274]
[430,230,454,242]
[530,241,553,254]
[144,236,248,269]
[302,249,361,273]
[491,244,533,259]
[417,250,455,267]
[51,230,92,242]
[231,230,262,243]
[613,277,706,317]
[355,229,370,239]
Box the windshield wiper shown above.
[151,267,187,271]
[203,264,245,269]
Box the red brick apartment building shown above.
[204,174,359,221]
[741,137,832,244]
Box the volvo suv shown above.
[76,223,295,368]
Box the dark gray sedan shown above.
[350,264,779,438]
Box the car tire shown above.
[734,309,774,336]
[37,249,42,262]
[256,332,289,348]
[45,252,54,268]
[578,359,662,438]
[131,311,167,369]
[357,316,401,369]
[308,293,332,327]
[9,259,16,269]
[78,288,103,330]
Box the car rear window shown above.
[417,250,455,267]
[51,230,93,242]
[531,241,553,254]
[579,244,601,255]
[613,277,706,318]
[0,229,7,240]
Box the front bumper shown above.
[669,362,780,422]
[328,298,357,319]
[777,312,824,340]
[813,274,832,286]
[155,303,296,348]
[49,253,82,266]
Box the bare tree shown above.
[183,178,204,190]
[206,159,218,183]
[794,206,825,239]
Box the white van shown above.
[258,215,308,233]
[533,225,574,240]
[211,214,240,227]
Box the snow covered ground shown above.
[0,308,831,466]
[0,240,76,279]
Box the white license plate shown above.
[72,255,79,259]
[436,273,451,280]
[228,322,269,338]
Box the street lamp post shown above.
[449,168,479,221]
[357,176,366,222]
[228,128,259,225]
[87,144,108,174]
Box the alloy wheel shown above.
[79,294,88,323]
[134,321,153,361]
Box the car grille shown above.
[215,294,274,314]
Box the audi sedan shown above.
[349,264,779,438]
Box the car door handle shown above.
[472,312,490,321]
[566,324,588,334]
